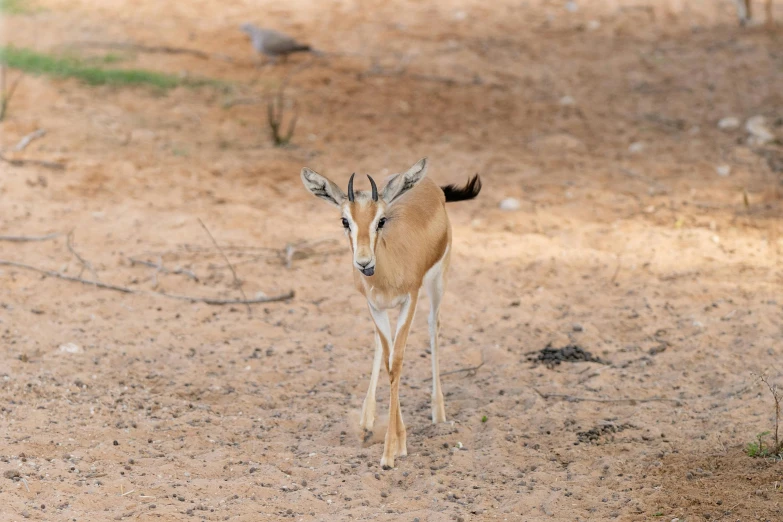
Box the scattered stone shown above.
[587,20,601,31]
[58,343,82,354]
[746,115,774,145]
[717,117,740,130]
[572,323,584,332]
[499,198,521,211]
[628,142,645,153]
[715,165,731,177]
[526,343,606,368]
[559,95,575,106]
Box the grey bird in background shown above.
[240,23,313,64]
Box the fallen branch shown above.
[0,259,294,305]
[533,388,681,405]
[14,129,46,152]
[128,257,198,281]
[143,290,294,305]
[0,153,65,170]
[430,351,485,380]
[67,230,99,281]
[198,218,251,314]
[0,233,61,242]
[0,260,131,293]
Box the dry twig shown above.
[128,256,198,281]
[14,129,47,152]
[610,254,622,284]
[534,388,681,405]
[197,218,251,314]
[267,85,298,146]
[0,65,24,122]
[0,233,61,242]
[429,351,485,381]
[0,153,65,170]
[0,259,294,305]
[757,373,782,454]
[67,230,99,281]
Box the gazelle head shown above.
[301,158,429,277]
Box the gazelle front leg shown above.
[359,303,391,431]
[381,291,418,469]
[361,308,392,432]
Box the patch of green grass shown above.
[0,46,221,90]
[0,0,29,14]
[746,431,782,458]
[98,53,125,65]
[481,415,488,423]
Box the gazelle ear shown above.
[381,158,428,203]
[301,168,347,207]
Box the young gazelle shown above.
[301,158,481,468]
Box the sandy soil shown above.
[1,0,783,520]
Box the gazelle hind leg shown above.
[424,253,447,424]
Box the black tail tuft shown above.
[441,174,482,202]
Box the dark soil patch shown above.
[576,423,634,444]
[526,343,607,368]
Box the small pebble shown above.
[717,117,739,130]
[559,95,575,106]
[628,142,645,153]
[716,165,731,177]
[572,323,583,332]
[499,197,521,211]
[746,115,774,145]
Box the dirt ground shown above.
[2,0,783,520]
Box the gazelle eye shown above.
[341,218,350,229]
[377,217,387,230]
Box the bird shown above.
[240,23,312,64]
